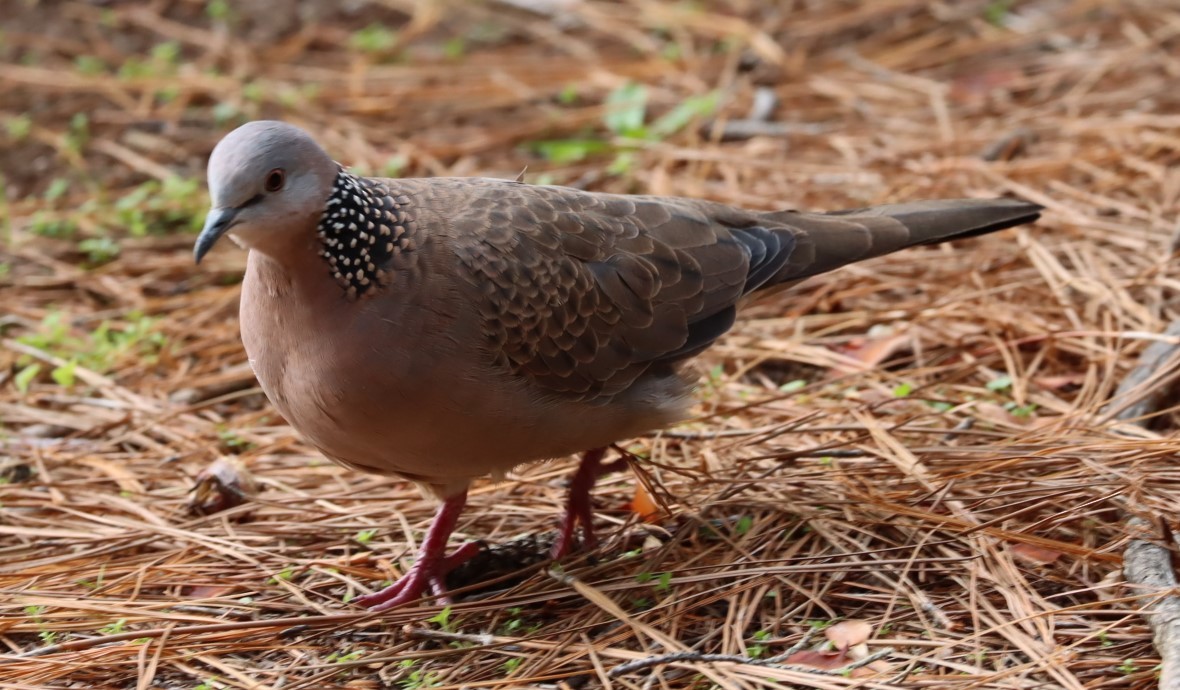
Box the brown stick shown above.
[1124,517,1180,689]
[1107,318,1180,688]
[1100,320,1180,425]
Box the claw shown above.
[357,446,630,612]
[552,448,628,559]
[353,492,480,612]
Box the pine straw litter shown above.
[3,1,1180,688]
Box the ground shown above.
[2,1,1180,688]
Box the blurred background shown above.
[3,1,1180,688]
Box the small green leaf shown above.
[44,178,69,202]
[779,379,807,393]
[6,114,31,140]
[151,41,180,65]
[350,24,398,54]
[118,57,150,80]
[650,91,719,138]
[66,113,89,152]
[735,514,754,535]
[79,237,121,265]
[529,138,609,164]
[892,381,913,397]
[206,0,232,21]
[427,605,453,630]
[604,82,648,136]
[1005,401,1037,417]
[15,364,40,392]
[241,82,265,102]
[557,84,579,105]
[986,375,1013,392]
[50,360,76,387]
[382,155,409,178]
[217,429,252,449]
[502,657,523,673]
[442,37,466,59]
[983,0,1014,26]
[354,527,378,545]
[212,102,241,125]
[28,211,77,238]
[607,151,636,175]
[74,55,107,75]
[155,86,181,104]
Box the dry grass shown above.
[3,1,1180,688]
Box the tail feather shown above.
[764,197,1042,286]
[826,197,1043,245]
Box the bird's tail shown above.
[765,197,1042,284]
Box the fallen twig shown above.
[1124,517,1180,690]
[1107,318,1180,688]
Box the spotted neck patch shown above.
[315,170,416,299]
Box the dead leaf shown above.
[185,584,237,598]
[627,482,660,523]
[950,69,1022,105]
[825,619,872,650]
[783,649,851,669]
[190,457,257,515]
[1033,373,1086,391]
[972,401,1036,426]
[831,332,911,374]
[783,649,879,677]
[1011,542,1063,565]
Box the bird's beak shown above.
[194,206,240,264]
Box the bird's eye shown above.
[265,169,285,192]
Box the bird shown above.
[195,120,1041,612]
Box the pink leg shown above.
[552,448,629,558]
[353,491,480,612]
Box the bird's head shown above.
[195,121,337,263]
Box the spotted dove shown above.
[195,120,1041,611]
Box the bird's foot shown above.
[552,448,629,559]
[353,541,481,612]
[353,490,479,612]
